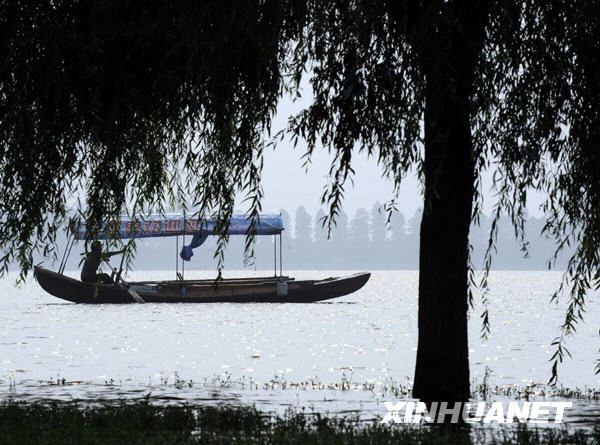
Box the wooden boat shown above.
[34,266,370,304]
[36,213,370,303]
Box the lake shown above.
[1,270,599,424]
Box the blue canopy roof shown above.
[72,213,284,241]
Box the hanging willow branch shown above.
[0,0,599,382]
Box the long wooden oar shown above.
[104,259,145,304]
[125,285,145,304]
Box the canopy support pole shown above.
[273,234,276,277]
[176,235,179,280]
[279,232,283,277]
[58,232,76,275]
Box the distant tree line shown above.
[264,203,570,270]
[46,203,571,273]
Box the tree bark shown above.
[412,1,489,404]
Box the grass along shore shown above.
[6,369,600,401]
[3,373,600,443]
[1,400,599,444]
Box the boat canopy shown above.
[71,213,284,240]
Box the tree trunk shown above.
[412,1,489,404]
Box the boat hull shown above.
[33,267,370,304]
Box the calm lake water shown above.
[1,270,599,425]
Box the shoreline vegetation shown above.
[5,372,600,402]
[1,400,598,444]
[2,375,599,443]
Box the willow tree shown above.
[1,1,599,403]
[288,0,600,402]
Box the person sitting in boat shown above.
[81,241,124,284]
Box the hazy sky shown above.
[252,84,545,221]
[259,142,421,219]
[250,81,423,220]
